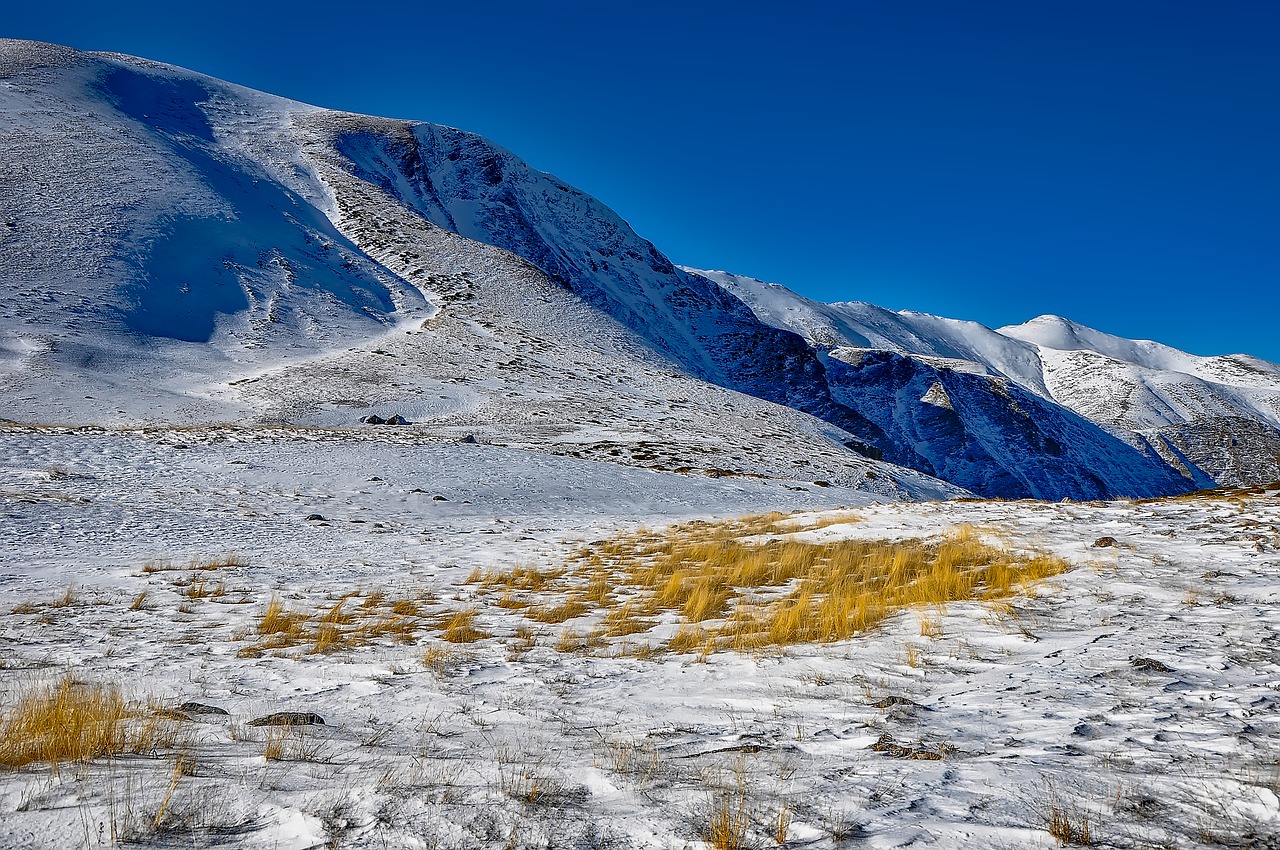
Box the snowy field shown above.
[1,426,1278,849]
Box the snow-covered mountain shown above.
[703,270,1280,491]
[0,39,949,501]
[2,39,1267,500]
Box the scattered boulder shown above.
[178,702,229,716]
[869,733,947,760]
[248,712,325,727]
[1092,536,1119,548]
[432,494,449,502]
[362,414,386,425]
[872,696,925,710]
[1130,657,1174,673]
[385,414,408,426]
[152,708,193,721]
[305,514,326,521]
[459,434,478,444]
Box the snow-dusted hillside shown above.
[0,38,955,500]
[2,38,1270,499]
[703,269,1280,491]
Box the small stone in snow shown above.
[248,712,325,727]
[1130,657,1174,673]
[178,702,229,716]
[432,495,449,501]
[1092,536,1118,548]
[305,514,325,521]
[872,696,925,710]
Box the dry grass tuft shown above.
[142,554,247,574]
[699,760,753,850]
[439,608,489,643]
[184,579,225,600]
[257,596,310,640]
[525,599,590,624]
[0,677,125,770]
[0,676,185,772]
[478,512,1068,656]
[190,554,249,571]
[422,643,466,675]
[1048,804,1093,845]
[240,590,430,657]
[389,598,421,617]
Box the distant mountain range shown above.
[3,38,1277,500]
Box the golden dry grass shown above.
[142,554,248,574]
[525,600,590,624]
[239,591,430,657]
[421,643,455,674]
[1048,803,1093,845]
[439,608,488,643]
[0,676,184,772]
[478,513,1069,656]
[184,579,225,600]
[257,596,309,640]
[700,762,752,850]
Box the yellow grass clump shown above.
[439,608,489,643]
[0,676,184,772]
[478,513,1069,656]
[257,596,310,640]
[239,591,430,657]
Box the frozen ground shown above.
[2,427,1278,849]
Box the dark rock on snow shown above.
[248,712,325,727]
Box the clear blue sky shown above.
[8,1,1279,359]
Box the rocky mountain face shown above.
[3,39,1269,500]
[822,349,1189,500]
[316,118,886,439]
[703,270,1280,493]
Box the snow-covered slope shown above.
[703,269,1280,490]
[4,38,1269,500]
[824,348,1188,500]
[0,39,955,501]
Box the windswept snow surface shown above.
[1,427,1278,849]
[701,269,1280,490]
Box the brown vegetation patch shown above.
[478,513,1068,656]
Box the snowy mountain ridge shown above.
[2,39,1274,499]
[700,269,1280,488]
[0,38,951,502]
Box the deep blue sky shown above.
[8,1,1279,359]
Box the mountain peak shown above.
[5,39,1279,498]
